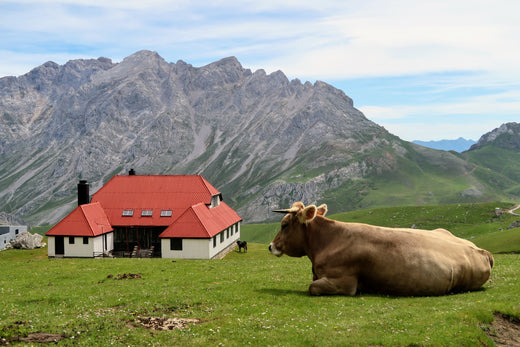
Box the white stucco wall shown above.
[105,232,114,252]
[161,222,241,259]
[47,236,56,257]
[209,223,240,259]
[64,236,94,257]
[47,232,114,258]
[161,238,212,259]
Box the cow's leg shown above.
[309,276,357,296]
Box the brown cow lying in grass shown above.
[269,202,494,296]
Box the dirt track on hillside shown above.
[506,204,520,216]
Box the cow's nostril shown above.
[268,245,272,252]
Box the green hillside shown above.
[313,141,518,218]
[242,202,520,253]
[465,145,520,196]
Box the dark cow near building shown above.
[269,202,494,296]
[237,240,247,253]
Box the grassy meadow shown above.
[1,202,520,346]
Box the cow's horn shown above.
[272,209,290,214]
[272,206,300,214]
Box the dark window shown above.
[69,237,75,244]
[226,229,229,238]
[170,238,182,251]
[220,232,224,243]
[15,229,19,235]
[213,236,216,248]
[83,237,89,245]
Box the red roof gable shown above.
[90,175,221,226]
[46,202,113,237]
[159,202,242,238]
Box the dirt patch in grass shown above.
[484,312,520,346]
[108,273,142,280]
[135,317,200,330]
[1,332,65,344]
[1,321,65,345]
[19,332,65,343]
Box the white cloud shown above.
[359,88,520,141]
[2,0,520,79]
[267,1,520,80]
[360,88,520,120]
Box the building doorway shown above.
[55,236,64,255]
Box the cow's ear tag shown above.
[298,205,317,224]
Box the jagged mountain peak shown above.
[205,56,242,69]
[116,50,169,73]
[470,122,520,151]
[123,49,163,62]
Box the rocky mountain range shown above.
[0,50,519,225]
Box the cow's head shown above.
[269,202,327,257]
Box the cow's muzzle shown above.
[269,243,282,257]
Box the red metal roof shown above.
[90,175,221,226]
[47,175,241,240]
[46,202,113,237]
[159,202,242,238]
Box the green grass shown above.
[0,244,519,346]
[472,228,520,254]
[239,222,279,244]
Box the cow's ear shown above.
[298,205,317,224]
[316,204,328,216]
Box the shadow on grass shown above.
[257,287,491,299]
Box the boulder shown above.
[506,221,520,230]
[5,232,44,249]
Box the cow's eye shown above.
[281,223,289,230]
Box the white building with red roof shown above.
[46,172,242,259]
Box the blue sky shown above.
[1,0,518,141]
